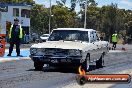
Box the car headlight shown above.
[69,49,82,56]
[30,48,46,55]
[30,48,37,55]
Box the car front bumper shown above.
[30,55,82,65]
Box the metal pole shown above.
[84,0,88,29]
[49,0,51,34]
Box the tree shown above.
[52,5,76,28]
[30,4,76,34]
[70,0,97,11]
[30,4,49,34]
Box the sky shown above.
[34,0,132,11]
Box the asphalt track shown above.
[0,44,131,88]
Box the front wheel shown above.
[34,62,44,71]
[82,54,90,72]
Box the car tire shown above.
[76,75,87,85]
[96,54,104,68]
[34,62,44,71]
[82,54,90,72]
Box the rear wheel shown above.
[82,54,90,72]
[96,54,104,68]
[34,62,44,71]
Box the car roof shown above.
[53,28,95,32]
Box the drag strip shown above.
[0,48,131,88]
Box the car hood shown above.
[31,41,93,51]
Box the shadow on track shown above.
[27,65,104,74]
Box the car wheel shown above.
[96,54,104,68]
[82,54,90,72]
[76,75,87,85]
[34,62,44,71]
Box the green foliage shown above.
[30,1,132,39]
[79,3,132,40]
[70,0,97,11]
[30,4,49,34]
[30,5,76,34]
[2,0,131,39]
[52,5,76,28]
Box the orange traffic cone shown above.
[0,34,6,57]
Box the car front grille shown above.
[44,48,69,56]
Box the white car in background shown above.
[40,34,50,42]
[30,28,109,71]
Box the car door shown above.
[93,32,103,60]
[89,31,99,62]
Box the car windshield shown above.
[48,30,89,42]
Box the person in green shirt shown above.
[112,32,118,50]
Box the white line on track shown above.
[0,57,31,63]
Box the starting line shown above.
[2,49,30,58]
[0,49,30,62]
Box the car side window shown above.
[90,31,99,42]
[81,32,89,42]
[90,32,94,43]
[94,32,99,41]
[96,34,100,41]
[93,32,96,42]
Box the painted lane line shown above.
[0,57,31,63]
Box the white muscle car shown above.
[30,28,109,71]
